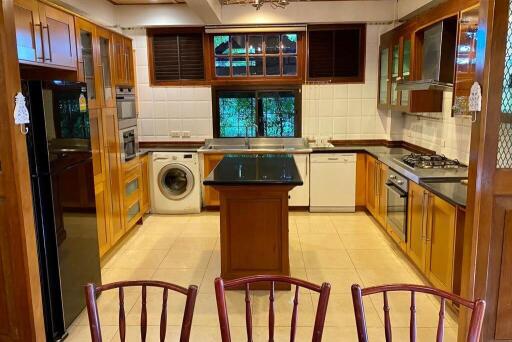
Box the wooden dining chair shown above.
[214,275,331,342]
[84,280,198,342]
[351,284,486,342]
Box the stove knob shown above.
[389,175,397,180]
[397,180,404,185]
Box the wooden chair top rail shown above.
[359,284,477,309]
[94,280,194,295]
[221,275,327,292]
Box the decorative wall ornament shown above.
[14,92,29,135]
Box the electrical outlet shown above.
[182,131,191,138]
[171,131,180,138]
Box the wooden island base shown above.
[213,185,295,290]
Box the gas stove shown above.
[400,153,466,169]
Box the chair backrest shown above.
[214,275,331,342]
[84,280,198,342]
[351,284,486,342]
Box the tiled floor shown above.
[67,211,459,341]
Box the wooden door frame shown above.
[0,0,45,340]
[459,0,512,340]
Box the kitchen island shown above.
[203,154,302,290]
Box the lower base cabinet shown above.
[289,154,310,207]
[406,181,457,292]
[203,154,224,207]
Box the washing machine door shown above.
[158,163,195,200]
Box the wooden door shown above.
[75,18,100,109]
[377,162,388,226]
[365,155,378,216]
[140,155,150,214]
[0,1,45,339]
[13,0,42,63]
[113,33,125,85]
[97,27,116,108]
[426,194,456,292]
[459,1,512,339]
[94,181,110,257]
[407,181,427,272]
[38,3,76,68]
[203,154,224,207]
[102,107,124,244]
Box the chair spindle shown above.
[436,298,446,342]
[141,285,147,341]
[290,285,300,342]
[383,291,392,342]
[410,291,416,342]
[245,283,253,342]
[119,287,126,342]
[160,288,168,342]
[269,281,275,342]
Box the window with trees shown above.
[213,87,301,138]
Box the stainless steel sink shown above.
[207,145,247,150]
[201,138,311,153]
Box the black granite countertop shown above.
[203,154,303,186]
[420,180,468,207]
[139,147,200,154]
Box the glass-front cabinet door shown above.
[97,27,116,108]
[400,38,412,108]
[378,47,390,107]
[391,43,400,106]
[76,18,99,109]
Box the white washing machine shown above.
[150,152,201,214]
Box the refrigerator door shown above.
[23,80,102,340]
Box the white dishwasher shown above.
[310,153,356,212]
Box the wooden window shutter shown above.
[308,30,334,78]
[178,33,204,80]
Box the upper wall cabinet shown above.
[97,27,116,108]
[76,18,100,108]
[14,0,76,69]
[113,34,134,87]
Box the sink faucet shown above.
[245,123,258,148]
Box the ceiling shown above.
[108,0,186,4]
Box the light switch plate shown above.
[171,131,181,138]
[182,131,191,138]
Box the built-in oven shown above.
[386,169,408,243]
[119,126,138,162]
[116,87,137,130]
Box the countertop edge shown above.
[419,181,467,208]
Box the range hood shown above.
[397,18,457,91]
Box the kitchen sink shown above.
[207,145,247,150]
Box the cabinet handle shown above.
[421,191,428,241]
[33,23,44,61]
[426,194,433,242]
[305,156,308,176]
[42,24,52,62]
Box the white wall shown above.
[115,4,204,27]
[396,0,435,19]
[51,0,116,27]
[400,92,472,164]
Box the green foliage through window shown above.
[217,89,299,138]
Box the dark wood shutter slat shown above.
[308,30,334,78]
[151,32,204,82]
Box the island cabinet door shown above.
[289,154,309,207]
[14,0,42,63]
[366,155,378,216]
[203,154,224,207]
[425,194,456,292]
[407,181,428,272]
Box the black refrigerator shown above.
[22,80,102,341]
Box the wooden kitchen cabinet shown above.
[365,155,387,226]
[407,181,457,292]
[37,2,76,69]
[123,161,143,230]
[113,34,134,86]
[94,180,111,257]
[425,193,456,292]
[14,0,42,63]
[75,18,100,109]
[407,181,429,271]
[377,46,391,109]
[140,154,150,214]
[97,26,116,108]
[203,154,224,207]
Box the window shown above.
[212,33,300,79]
[308,24,366,82]
[213,87,301,138]
[147,28,205,85]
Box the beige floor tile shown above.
[294,214,338,234]
[346,249,404,270]
[194,292,248,327]
[290,250,306,269]
[251,290,315,327]
[144,214,191,225]
[101,268,157,284]
[189,326,222,341]
[312,293,382,328]
[357,267,419,287]
[300,234,345,251]
[180,222,220,237]
[109,249,168,269]
[126,289,188,326]
[66,324,118,342]
[111,325,181,341]
[339,233,393,250]
[160,249,213,269]
[367,327,459,342]
[151,268,205,288]
[121,232,179,251]
[302,250,354,269]
[306,268,363,293]
[170,236,217,252]
[200,266,221,294]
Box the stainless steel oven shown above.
[386,169,408,242]
[116,87,137,129]
[119,126,138,162]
